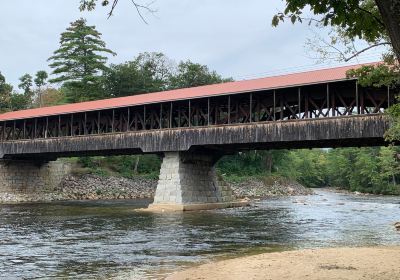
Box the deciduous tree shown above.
[169,60,232,89]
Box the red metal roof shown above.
[0,62,377,121]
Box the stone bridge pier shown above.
[148,151,247,211]
[0,159,71,201]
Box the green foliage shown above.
[0,71,13,112]
[18,74,33,96]
[102,53,233,98]
[217,147,400,195]
[9,93,31,111]
[78,155,161,179]
[169,60,233,89]
[103,52,173,97]
[48,18,116,102]
[272,0,385,44]
[386,104,400,142]
[346,64,400,88]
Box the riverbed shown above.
[0,189,399,279]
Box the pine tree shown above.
[48,18,116,102]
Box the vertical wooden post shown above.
[178,106,181,127]
[304,92,309,118]
[127,107,130,131]
[45,118,48,138]
[58,115,61,137]
[280,92,284,120]
[160,103,163,129]
[249,93,253,123]
[228,96,231,124]
[143,105,146,130]
[207,98,210,126]
[298,87,301,119]
[356,81,359,114]
[387,85,391,108]
[84,112,87,135]
[23,120,26,139]
[273,90,276,121]
[35,118,38,138]
[97,111,101,134]
[13,120,16,140]
[326,83,330,117]
[170,102,173,128]
[189,100,193,127]
[2,121,6,140]
[70,114,74,136]
[112,109,115,132]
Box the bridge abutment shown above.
[0,159,71,201]
[148,152,246,211]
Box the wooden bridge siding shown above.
[0,80,392,142]
[0,115,389,159]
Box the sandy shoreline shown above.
[166,246,400,280]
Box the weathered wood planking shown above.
[0,114,389,159]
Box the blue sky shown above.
[0,0,383,89]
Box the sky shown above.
[0,0,384,89]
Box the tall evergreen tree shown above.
[48,18,116,102]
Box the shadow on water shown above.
[0,189,399,279]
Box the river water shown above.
[0,189,399,279]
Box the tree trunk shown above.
[265,152,273,174]
[375,0,400,62]
[133,156,140,174]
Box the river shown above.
[0,189,399,279]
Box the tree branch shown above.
[106,0,156,23]
[343,42,391,62]
[355,6,386,28]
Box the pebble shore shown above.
[0,174,312,203]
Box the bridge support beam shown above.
[147,151,247,211]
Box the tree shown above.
[17,73,34,109]
[169,60,233,89]
[0,72,12,112]
[103,52,174,97]
[34,70,48,107]
[273,1,400,143]
[272,0,400,62]
[18,74,33,96]
[48,18,116,103]
[40,88,65,107]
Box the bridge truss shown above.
[0,80,394,141]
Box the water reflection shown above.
[0,190,399,279]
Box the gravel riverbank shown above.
[0,174,312,203]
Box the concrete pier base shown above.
[147,152,248,211]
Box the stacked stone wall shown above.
[0,160,71,195]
